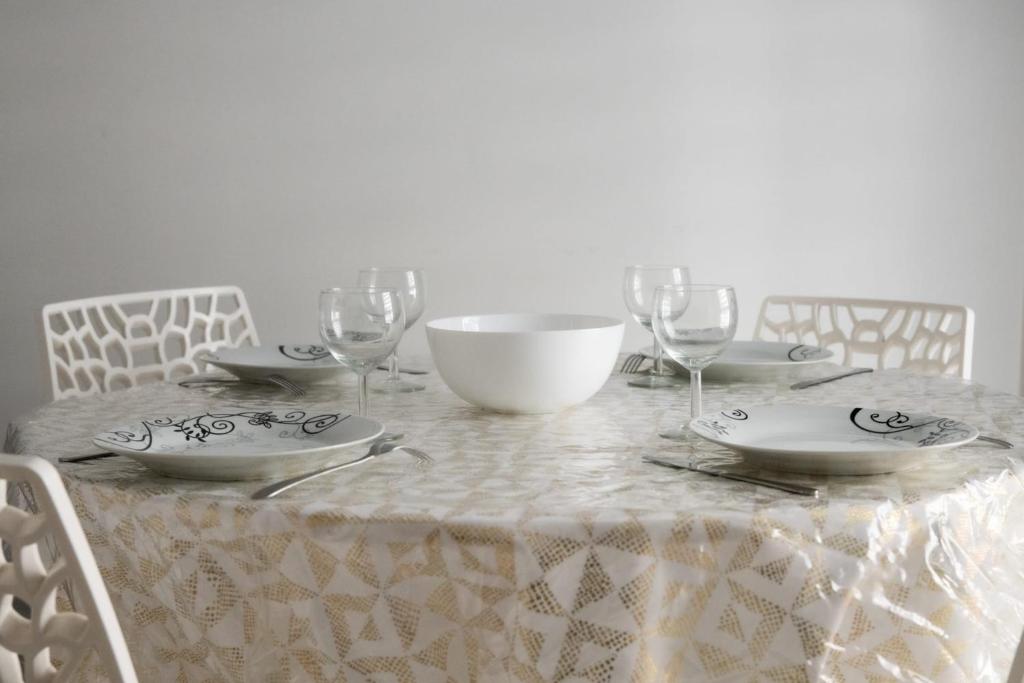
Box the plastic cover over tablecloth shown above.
[6,365,1024,682]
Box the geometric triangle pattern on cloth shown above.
[7,358,1024,682]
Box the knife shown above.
[790,368,873,390]
[643,455,819,497]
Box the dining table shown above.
[5,357,1024,683]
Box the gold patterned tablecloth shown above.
[6,362,1024,682]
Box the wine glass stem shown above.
[357,374,369,417]
[653,333,665,375]
[388,348,401,382]
[689,369,702,418]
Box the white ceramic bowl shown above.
[426,313,624,413]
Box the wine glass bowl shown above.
[622,265,691,388]
[357,267,425,329]
[357,267,426,392]
[652,284,738,439]
[319,287,406,416]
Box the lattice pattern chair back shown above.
[0,454,137,682]
[753,296,974,379]
[42,286,259,400]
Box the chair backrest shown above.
[42,285,259,400]
[0,454,137,683]
[753,295,975,379]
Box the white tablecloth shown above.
[7,361,1024,682]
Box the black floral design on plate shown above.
[693,418,731,437]
[787,344,829,362]
[694,409,751,436]
[278,345,331,362]
[97,410,348,452]
[246,412,275,428]
[848,408,973,447]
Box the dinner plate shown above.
[689,405,978,475]
[642,340,833,367]
[204,344,345,383]
[641,341,834,380]
[94,407,384,481]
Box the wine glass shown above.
[622,265,691,388]
[652,284,738,439]
[319,287,406,417]
[357,268,425,393]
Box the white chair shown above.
[41,286,259,400]
[753,295,975,379]
[0,454,137,682]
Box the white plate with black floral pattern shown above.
[689,405,978,475]
[94,407,384,481]
[204,344,345,383]
[643,341,833,367]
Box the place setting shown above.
[614,265,1013,493]
[177,267,428,396]
[60,268,438,500]
[622,266,843,385]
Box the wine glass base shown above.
[658,428,690,441]
[628,375,683,389]
[372,379,425,394]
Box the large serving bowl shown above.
[426,313,624,413]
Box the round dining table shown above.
[6,359,1024,682]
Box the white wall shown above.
[2,0,1022,430]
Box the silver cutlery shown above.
[177,376,235,387]
[59,451,116,464]
[252,435,430,500]
[790,368,873,390]
[178,373,306,396]
[620,354,647,374]
[266,374,306,396]
[976,435,1016,449]
[643,455,819,497]
[375,365,430,375]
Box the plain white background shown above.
[1,0,1022,430]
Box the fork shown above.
[178,374,306,397]
[976,435,1015,449]
[620,354,647,374]
[266,374,306,397]
[252,439,431,500]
